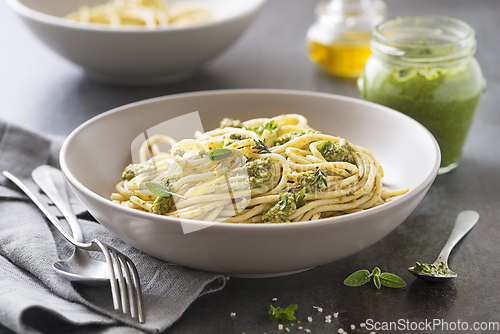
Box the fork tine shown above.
[96,240,121,311]
[117,253,137,319]
[126,258,145,323]
[110,248,129,314]
[94,240,145,323]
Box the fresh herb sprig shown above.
[344,267,406,289]
[208,148,233,161]
[278,193,288,210]
[283,186,307,208]
[268,304,297,323]
[317,140,334,156]
[295,188,306,208]
[145,182,186,199]
[246,120,280,136]
[311,167,330,187]
[252,139,272,154]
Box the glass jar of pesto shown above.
[358,16,485,174]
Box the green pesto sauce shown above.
[121,162,154,181]
[246,157,275,189]
[297,172,322,193]
[225,133,251,146]
[359,58,484,168]
[274,129,319,146]
[151,196,173,215]
[262,193,297,223]
[318,139,355,164]
[151,174,179,215]
[412,261,456,276]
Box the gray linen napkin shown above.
[0,120,226,334]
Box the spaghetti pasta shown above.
[65,0,212,28]
[111,114,409,223]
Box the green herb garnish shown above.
[198,150,206,158]
[295,188,306,208]
[145,182,186,199]
[317,140,334,156]
[268,304,297,323]
[208,148,233,161]
[278,193,288,210]
[344,267,406,289]
[245,120,280,135]
[252,139,272,154]
[311,168,330,187]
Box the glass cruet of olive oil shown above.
[306,0,386,78]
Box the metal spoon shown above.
[3,168,109,286]
[408,210,480,282]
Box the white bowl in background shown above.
[6,0,265,86]
[60,89,440,277]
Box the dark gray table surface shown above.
[1,0,500,333]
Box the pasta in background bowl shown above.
[6,0,265,86]
[60,89,440,277]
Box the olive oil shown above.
[308,40,372,78]
[306,0,385,78]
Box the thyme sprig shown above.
[311,167,330,187]
[252,139,272,154]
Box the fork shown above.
[3,170,145,323]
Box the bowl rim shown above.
[60,88,440,231]
[6,0,266,33]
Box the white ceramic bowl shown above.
[7,0,265,86]
[60,89,440,277]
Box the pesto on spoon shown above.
[409,210,479,282]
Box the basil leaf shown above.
[278,193,288,210]
[145,182,186,199]
[343,269,371,287]
[317,141,333,155]
[296,188,306,208]
[268,304,297,323]
[373,274,381,289]
[380,273,407,288]
[372,267,381,277]
[209,148,233,161]
[246,120,280,136]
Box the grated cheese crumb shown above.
[317,308,323,312]
[298,326,303,330]
[307,316,313,322]
[325,319,332,323]
[230,312,236,317]
[285,328,290,333]
[338,328,344,333]
[278,324,283,330]
[305,329,311,333]
[360,323,366,327]
[333,312,339,318]
[351,324,355,330]
[272,297,278,302]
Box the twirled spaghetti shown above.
[65,0,212,28]
[110,114,408,223]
